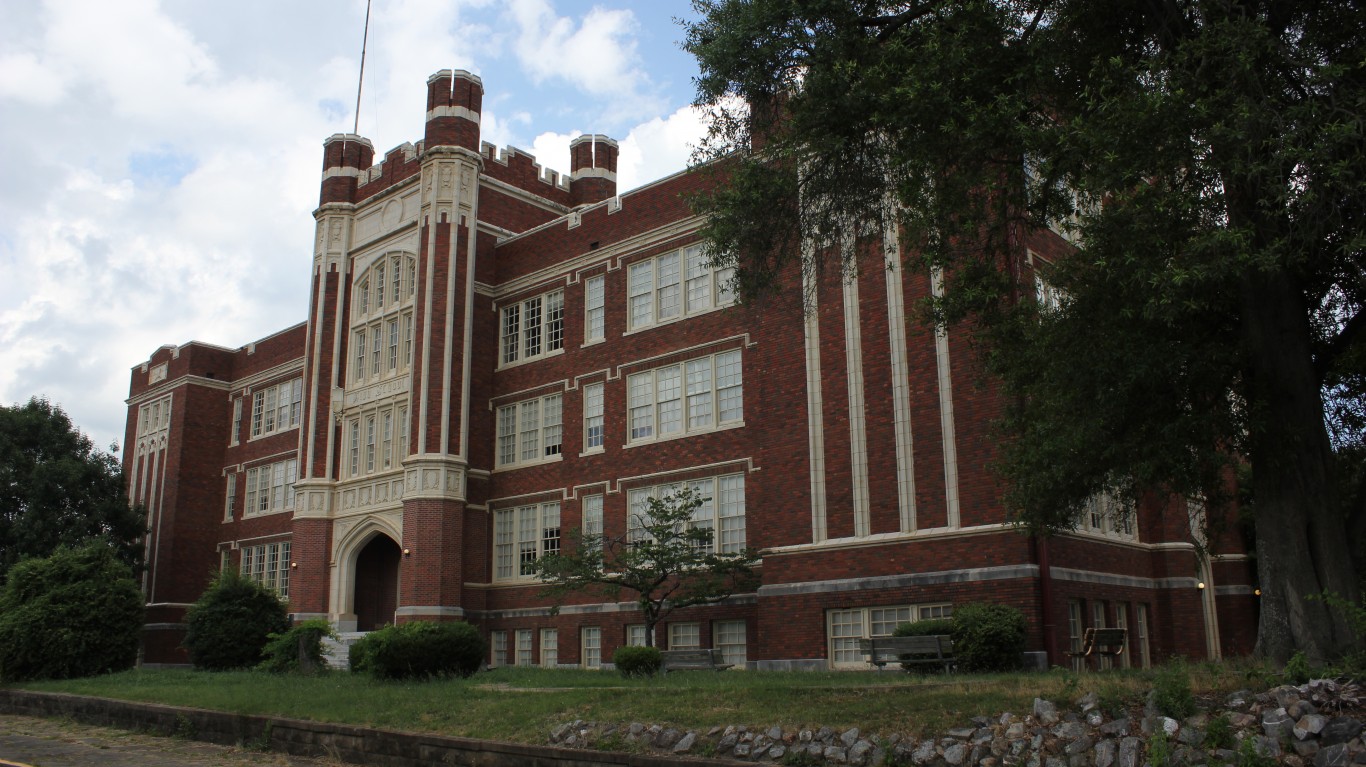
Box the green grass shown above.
[11,663,1258,745]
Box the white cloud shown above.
[617,104,709,191]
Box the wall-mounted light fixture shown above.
[403,548,411,556]
[1254,588,1262,597]
[291,562,298,569]
[1197,582,1207,590]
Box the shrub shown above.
[892,618,954,637]
[0,544,143,681]
[1283,650,1312,685]
[183,568,289,670]
[1151,659,1197,719]
[259,619,335,674]
[613,645,663,677]
[1205,714,1234,751]
[950,602,1027,672]
[349,621,485,680]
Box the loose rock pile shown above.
[547,678,1364,766]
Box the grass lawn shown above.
[11,663,1262,745]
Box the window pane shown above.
[584,383,604,449]
[685,357,713,428]
[716,350,743,422]
[519,400,540,462]
[523,296,543,358]
[656,366,682,435]
[629,261,653,327]
[586,275,605,340]
[657,252,680,319]
[628,373,654,439]
[582,495,603,554]
[494,510,514,579]
[543,395,562,456]
[546,291,564,351]
[718,474,746,553]
[502,305,520,364]
[684,245,711,312]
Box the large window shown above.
[501,290,564,365]
[540,629,559,667]
[491,631,507,666]
[627,244,734,330]
[626,474,746,554]
[224,474,236,521]
[581,627,601,669]
[516,629,534,666]
[827,604,953,669]
[244,458,297,515]
[714,620,747,666]
[669,622,700,650]
[346,404,408,479]
[241,541,291,598]
[493,502,561,581]
[627,349,742,443]
[496,393,563,468]
[584,275,605,342]
[581,494,603,554]
[583,383,604,451]
[251,379,303,439]
[1080,492,1137,541]
[351,254,416,386]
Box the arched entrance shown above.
[353,535,400,631]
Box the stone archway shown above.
[353,535,400,631]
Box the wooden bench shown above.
[1067,627,1127,670]
[859,636,955,673]
[660,648,733,672]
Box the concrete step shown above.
[321,631,368,671]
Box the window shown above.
[491,631,507,666]
[382,412,394,470]
[250,379,303,439]
[541,629,559,667]
[585,275,605,341]
[495,393,563,468]
[626,474,747,554]
[230,398,242,445]
[627,245,734,330]
[241,541,291,598]
[244,459,297,515]
[1080,492,1137,541]
[500,290,564,365]
[1136,604,1151,669]
[826,604,954,669]
[669,622,700,650]
[351,255,416,385]
[224,474,236,521]
[348,419,360,477]
[365,416,376,473]
[627,625,649,647]
[581,494,603,554]
[581,627,601,669]
[627,350,742,443]
[1115,602,1131,669]
[1093,601,1111,670]
[493,502,561,581]
[1068,600,1084,672]
[583,383,604,451]
[516,629,534,666]
[714,621,747,666]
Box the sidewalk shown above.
[0,714,337,767]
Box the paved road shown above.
[0,715,339,767]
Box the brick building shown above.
[124,70,1257,669]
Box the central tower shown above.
[397,69,485,622]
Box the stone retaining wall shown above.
[0,690,723,767]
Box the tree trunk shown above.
[1240,268,1360,663]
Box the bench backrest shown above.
[1085,628,1128,649]
[660,649,724,666]
[861,635,951,658]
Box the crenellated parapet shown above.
[569,133,618,206]
[424,69,482,151]
[479,141,574,207]
[320,133,375,205]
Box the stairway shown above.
[321,632,368,670]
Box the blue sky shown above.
[0,0,709,451]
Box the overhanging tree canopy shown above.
[684,0,1364,662]
[0,398,145,581]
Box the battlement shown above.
[569,133,618,206]
[425,69,482,150]
[480,141,573,194]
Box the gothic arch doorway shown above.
[353,534,400,631]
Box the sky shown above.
[0,0,711,455]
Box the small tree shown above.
[0,543,144,681]
[183,567,288,670]
[532,486,760,647]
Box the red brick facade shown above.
[124,70,1257,668]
